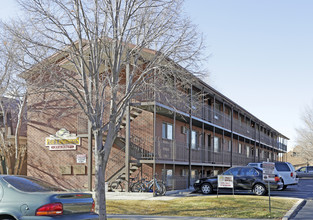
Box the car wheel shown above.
[253,183,267,196]
[201,183,213,195]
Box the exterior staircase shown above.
[119,107,142,130]
[106,107,144,189]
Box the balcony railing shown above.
[132,86,287,152]
[153,138,277,165]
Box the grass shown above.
[107,195,298,219]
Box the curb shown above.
[282,199,305,220]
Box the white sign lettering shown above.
[49,145,77,151]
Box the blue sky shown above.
[184,0,313,150]
[1,0,312,150]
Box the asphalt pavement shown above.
[287,178,313,220]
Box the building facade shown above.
[26,68,288,190]
[286,146,312,169]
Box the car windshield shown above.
[3,176,65,192]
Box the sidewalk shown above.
[106,189,304,220]
[105,188,196,201]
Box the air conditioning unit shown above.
[181,126,187,134]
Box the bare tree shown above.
[0,32,27,175]
[3,0,206,218]
[296,102,313,163]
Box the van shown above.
[247,162,298,189]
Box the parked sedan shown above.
[194,166,283,196]
[296,166,313,178]
[0,175,99,219]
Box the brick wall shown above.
[27,91,91,189]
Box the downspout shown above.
[188,85,192,188]
[125,63,130,192]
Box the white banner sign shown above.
[263,162,275,182]
[218,175,234,188]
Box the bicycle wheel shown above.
[154,181,165,196]
[155,181,167,196]
[159,182,167,196]
[110,181,123,192]
[131,182,144,192]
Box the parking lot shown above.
[106,178,313,200]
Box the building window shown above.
[191,130,198,149]
[187,129,199,149]
[162,169,173,187]
[214,137,221,152]
[256,148,259,158]
[228,140,231,152]
[238,143,242,154]
[207,134,211,149]
[162,122,173,140]
[246,146,250,157]
[182,169,198,178]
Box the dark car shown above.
[0,175,99,219]
[194,166,283,196]
[296,166,313,178]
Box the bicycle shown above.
[132,177,166,196]
[109,175,138,192]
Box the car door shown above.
[236,167,258,190]
[300,167,308,178]
[307,167,313,177]
[296,167,307,178]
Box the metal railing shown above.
[132,86,287,152]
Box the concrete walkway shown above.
[289,199,313,220]
[106,189,303,220]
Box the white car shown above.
[247,162,298,190]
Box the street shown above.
[270,178,313,200]
[271,178,313,220]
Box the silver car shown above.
[296,166,313,178]
[0,175,99,220]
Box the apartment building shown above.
[107,78,289,190]
[25,54,288,191]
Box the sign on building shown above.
[262,162,275,182]
[45,128,80,151]
[76,154,87,164]
[49,145,76,151]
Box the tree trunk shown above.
[94,130,106,219]
[94,126,116,220]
